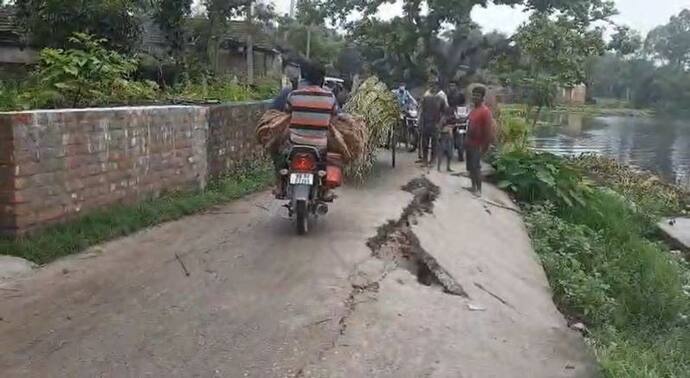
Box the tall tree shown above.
[501,13,608,124]
[609,25,643,57]
[339,0,615,86]
[645,9,690,69]
[152,0,193,57]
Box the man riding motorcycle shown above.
[270,61,338,201]
[393,82,419,151]
[394,82,418,111]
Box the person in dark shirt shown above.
[465,86,494,196]
[438,93,463,172]
[419,79,447,166]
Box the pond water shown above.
[531,113,690,187]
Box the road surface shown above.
[0,153,597,377]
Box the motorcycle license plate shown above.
[290,173,314,185]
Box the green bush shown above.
[527,189,690,377]
[493,150,592,207]
[0,81,23,111]
[0,33,279,111]
[27,33,159,108]
[171,77,279,103]
[497,115,530,151]
[527,203,616,323]
[571,153,686,216]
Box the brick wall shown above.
[0,114,15,232]
[207,101,269,177]
[0,101,268,236]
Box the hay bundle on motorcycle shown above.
[343,77,399,180]
[256,110,367,163]
[255,86,369,235]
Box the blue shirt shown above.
[394,88,416,109]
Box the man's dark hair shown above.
[472,86,486,96]
[302,61,326,86]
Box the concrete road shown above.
[0,153,597,377]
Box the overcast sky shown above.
[266,0,690,36]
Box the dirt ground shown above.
[0,153,597,377]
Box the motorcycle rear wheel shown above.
[296,200,309,235]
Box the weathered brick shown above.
[0,102,268,235]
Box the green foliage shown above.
[493,150,592,207]
[527,203,615,323]
[496,114,530,151]
[0,163,273,265]
[0,80,23,111]
[0,33,278,111]
[28,33,158,108]
[508,147,690,377]
[527,191,690,377]
[608,25,643,56]
[645,9,690,70]
[499,13,608,116]
[570,154,686,216]
[152,0,193,55]
[278,18,344,69]
[172,77,278,102]
[15,0,142,52]
[591,10,690,114]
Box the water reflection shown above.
[531,114,690,187]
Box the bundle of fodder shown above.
[256,109,291,153]
[343,77,399,180]
[329,113,367,162]
[256,109,367,164]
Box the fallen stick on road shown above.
[474,282,517,311]
[174,253,191,277]
[481,199,522,214]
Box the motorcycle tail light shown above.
[291,153,316,172]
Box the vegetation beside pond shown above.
[491,142,690,376]
[502,103,654,120]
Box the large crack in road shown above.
[366,176,468,297]
[294,176,468,377]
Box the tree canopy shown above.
[15,0,144,51]
[645,9,690,69]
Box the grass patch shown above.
[0,166,273,265]
[495,150,690,377]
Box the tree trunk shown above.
[246,0,254,85]
[306,26,312,59]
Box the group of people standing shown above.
[397,78,494,195]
